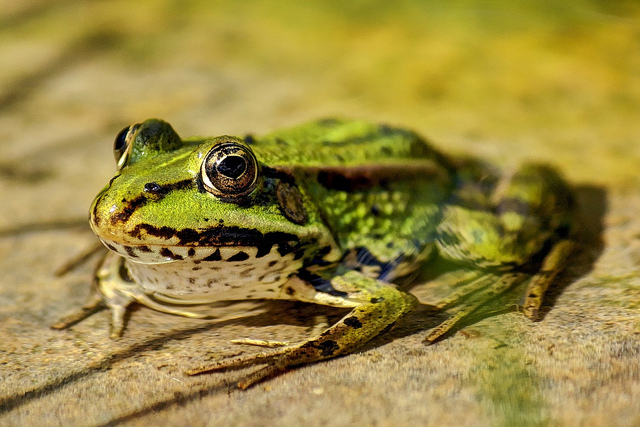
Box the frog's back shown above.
[255,119,456,281]
[250,118,453,171]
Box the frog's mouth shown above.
[125,223,300,247]
[91,216,308,262]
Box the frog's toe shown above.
[50,291,106,330]
[185,348,291,388]
[230,338,291,347]
[186,347,286,375]
[235,365,283,389]
[521,239,575,320]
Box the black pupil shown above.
[114,126,129,151]
[217,155,247,179]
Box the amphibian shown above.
[53,118,575,388]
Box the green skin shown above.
[54,118,575,389]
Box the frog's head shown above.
[90,119,340,266]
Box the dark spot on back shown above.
[410,139,430,157]
[317,118,341,127]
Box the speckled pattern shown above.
[1,1,639,426]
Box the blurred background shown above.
[1,1,639,425]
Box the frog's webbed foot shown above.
[187,271,418,389]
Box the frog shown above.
[53,118,576,389]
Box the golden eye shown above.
[201,140,259,199]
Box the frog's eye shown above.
[113,124,139,169]
[113,126,130,163]
[201,141,259,199]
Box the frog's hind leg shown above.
[521,239,574,320]
[429,164,575,342]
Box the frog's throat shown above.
[120,243,305,301]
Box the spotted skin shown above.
[53,118,576,389]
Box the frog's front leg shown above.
[186,270,418,389]
[53,252,216,337]
[52,251,140,337]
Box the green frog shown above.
[53,118,575,388]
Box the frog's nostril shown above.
[144,182,163,194]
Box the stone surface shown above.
[1,1,639,426]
